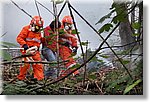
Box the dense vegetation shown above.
[0,0,143,95]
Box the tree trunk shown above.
[138,1,143,54]
[119,21,135,50]
[114,2,136,50]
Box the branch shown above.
[1,60,68,65]
[36,0,54,16]
[0,32,7,37]
[95,81,103,95]
[100,39,142,50]
[12,54,34,60]
[10,0,32,18]
[57,0,67,17]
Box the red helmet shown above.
[62,16,73,24]
[30,16,44,27]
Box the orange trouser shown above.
[17,51,44,80]
[59,46,79,76]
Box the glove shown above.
[22,44,28,50]
[26,46,38,55]
[72,47,78,54]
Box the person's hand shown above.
[26,46,38,55]
[22,44,28,50]
[72,47,78,54]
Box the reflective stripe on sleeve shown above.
[26,38,41,43]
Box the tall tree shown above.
[113,1,135,50]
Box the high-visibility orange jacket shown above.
[17,25,42,48]
[58,30,79,76]
[16,25,44,81]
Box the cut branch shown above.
[1,60,68,65]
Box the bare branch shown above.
[1,60,68,65]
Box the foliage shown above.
[132,22,141,30]
[123,79,142,95]
[2,60,142,95]
[95,10,115,25]
[98,23,113,33]
[0,41,18,61]
[0,50,12,61]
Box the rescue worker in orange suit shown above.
[16,16,44,81]
[59,15,79,77]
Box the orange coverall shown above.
[43,26,79,76]
[17,25,44,80]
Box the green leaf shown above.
[81,41,89,46]
[69,64,80,70]
[48,30,53,34]
[111,16,119,24]
[98,26,105,33]
[132,33,140,37]
[98,23,113,33]
[97,59,103,63]
[111,14,126,24]
[91,56,98,62]
[99,55,109,58]
[123,79,142,94]
[122,60,130,65]
[117,48,131,55]
[116,58,130,65]
[59,29,66,34]
[110,2,117,10]
[71,29,80,34]
[48,41,53,45]
[132,22,141,29]
[68,53,76,58]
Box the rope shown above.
[57,1,67,17]
[10,0,32,18]
[34,0,41,17]
[1,60,69,65]
[36,1,55,16]
[52,1,60,74]
[68,3,85,60]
